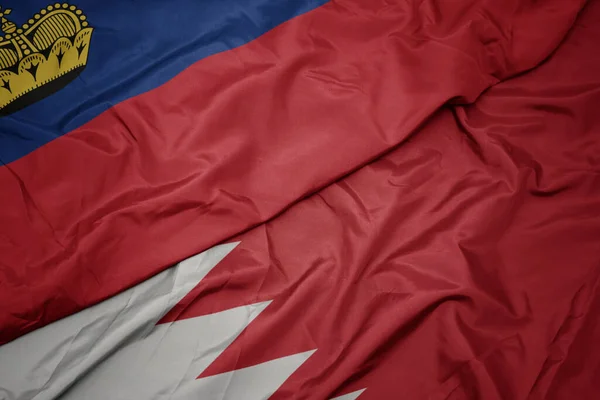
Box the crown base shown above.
[0,65,85,116]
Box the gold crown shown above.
[0,3,93,115]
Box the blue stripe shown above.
[0,0,328,164]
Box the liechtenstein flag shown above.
[0,0,587,358]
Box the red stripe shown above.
[0,0,585,345]
[160,3,600,395]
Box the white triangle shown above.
[331,388,367,400]
[0,242,325,400]
[61,302,271,400]
[173,350,317,400]
[0,243,239,400]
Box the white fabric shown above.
[0,242,364,399]
[0,243,239,400]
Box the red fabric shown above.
[0,0,587,346]
[159,2,600,398]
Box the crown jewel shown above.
[0,3,93,115]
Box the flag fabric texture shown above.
[1,0,599,399]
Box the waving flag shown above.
[0,0,586,345]
[1,0,600,399]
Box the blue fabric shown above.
[0,0,328,164]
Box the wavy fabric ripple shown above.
[156,4,600,397]
[0,0,589,349]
